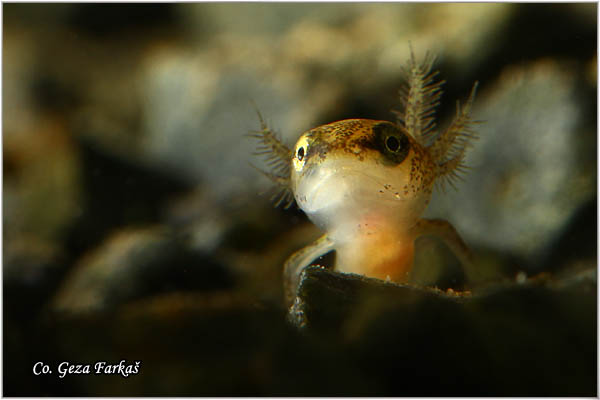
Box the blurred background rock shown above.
[3,3,596,396]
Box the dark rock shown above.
[64,137,193,256]
[3,236,67,320]
[9,292,376,396]
[66,4,179,37]
[53,227,235,314]
[289,266,596,396]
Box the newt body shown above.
[251,50,479,303]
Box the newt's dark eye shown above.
[385,136,400,152]
[297,146,305,161]
[373,122,410,164]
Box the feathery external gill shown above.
[394,48,479,190]
[431,82,479,190]
[247,110,295,209]
[394,48,445,147]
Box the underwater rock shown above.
[3,116,83,243]
[19,291,375,396]
[289,266,596,396]
[4,236,67,320]
[52,227,234,314]
[426,59,596,267]
[4,23,84,244]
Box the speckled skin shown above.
[295,119,435,194]
[293,119,434,207]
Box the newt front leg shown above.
[411,218,476,278]
[283,234,334,305]
[410,218,475,278]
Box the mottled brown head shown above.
[290,119,436,234]
[292,119,414,169]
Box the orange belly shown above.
[334,217,416,282]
